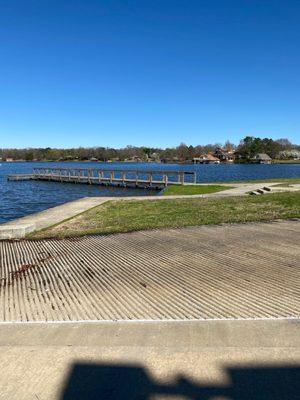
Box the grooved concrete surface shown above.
[0,220,299,322]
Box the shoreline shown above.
[1,181,299,239]
[1,159,300,164]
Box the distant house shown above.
[63,155,75,161]
[251,153,272,164]
[5,158,14,162]
[214,147,235,162]
[124,155,142,162]
[149,152,161,163]
[193,153,220,164]
[233,150,243,160]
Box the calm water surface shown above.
[1,161,299,223]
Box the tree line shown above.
[0,137,299,162]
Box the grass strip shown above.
[28,191,300,239]
[162,184,233,196]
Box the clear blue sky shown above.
[0,0,299,148]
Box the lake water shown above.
[1,161,300,224]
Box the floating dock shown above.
[8,167,196,189]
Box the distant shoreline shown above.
[1,159,300,165]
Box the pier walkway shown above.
[8,167,197,188]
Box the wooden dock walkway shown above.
[8,167,196,188]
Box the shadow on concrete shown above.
[60,362,300,399]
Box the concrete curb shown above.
[0,319,299,347]
[0,223,36,239]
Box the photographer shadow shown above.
[60,362,300,399]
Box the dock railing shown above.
[8,167,197,188]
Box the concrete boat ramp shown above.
[0,189,300,399]
[1,219,299,322]
[0,220,300,399]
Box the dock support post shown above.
[180,172,184,185]
[164,174,168,186]
[193,172,197,184]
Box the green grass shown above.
[162,184,233,196]
[272,159,300,164]
[29,192,300,239]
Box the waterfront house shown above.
[214,147,235,162]
[193,156,204,164]
[149,152,161,163]
[193,153,220,164]
[124,155,143,162]
[233,150,243,161]
[251,153,272,164]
